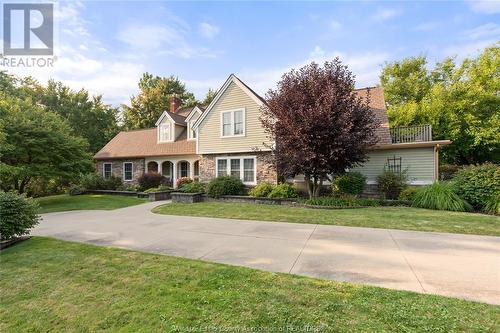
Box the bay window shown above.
[216,156,255,184]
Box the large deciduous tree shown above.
[380,43,500,164]
[261,59,379,198]
[0,95,92,194]
[122,73,197,129]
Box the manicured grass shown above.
[36,194,147,213]
[153,202,500,236]
[0,238,498,332]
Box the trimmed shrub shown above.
[412,182,472,212]
[176,177,193,188]
[102,176,122,190]
[0,191,41,240]
[79,173,105,190]
[206,176,245,198]
[181,181,206,193]
[138,172,165,191]
[376,171,407,200]
[248,182,274,198]
[305,196,381,207]
[399,187,420,201]
[117,184,141,192]
[453,163,500,210]
[484,195,500,215]
[333,172,366,196]
[439,164,461,180]
[267,183,298,199]
[68,185,85,196]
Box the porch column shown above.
[157,160,162,175]
[189,161,194,180]
[172,161,178,188]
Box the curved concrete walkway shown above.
[33,201,500,305]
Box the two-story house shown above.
[94,74,450,192]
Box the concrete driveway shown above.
[33,201,500,305]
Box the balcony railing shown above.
[390,124,432,143]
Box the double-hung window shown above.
[159,123,171,142]
[103,163,112,179]
[123,162,133,181]
[221,109,245,137]
[216,156,255,184]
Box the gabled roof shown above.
[155,110,187,127]
[192,74,265,130]
[185,105,204,123]
[93,128,195,159]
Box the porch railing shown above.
[390,124,432,143]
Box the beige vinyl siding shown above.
[352,147,436,184]
[198,82,272,153]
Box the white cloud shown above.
[413,21,439,32]
[371,8,399,22]
[236,46,390,97]
[199,22,220,39]
[329,20,342,30]
[462,23,500,40]
[468,0,500,14]
[443,39,497,61]
[117,23,219,59]
[117,24,182,51]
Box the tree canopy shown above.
[380,44,500,164]
[261,59,379,198]
[122,73,197,129]
[0,94,92,194]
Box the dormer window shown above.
[159,122,172,142]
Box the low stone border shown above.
[85,189,139,197]
[0,236,31,250]
[204,195,299,206]
[171,192,204,203]
[146,191,173,202]
[84,189,174,201]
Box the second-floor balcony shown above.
[390,124,432,144]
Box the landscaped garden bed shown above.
[1,237,498,332]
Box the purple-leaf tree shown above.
[261,58,379,198]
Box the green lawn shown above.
[0,237,498,332]
[153,202,500,236]
[36,194,147,213]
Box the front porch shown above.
[145,156,200,188]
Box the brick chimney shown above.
[169,95,181,113]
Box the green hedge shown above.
[0,191,41,240]
[453,163,500,210]
[333,172,366,195]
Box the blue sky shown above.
[5,0,500,106]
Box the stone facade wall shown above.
[96,159,145,184]
[199,152,277,185]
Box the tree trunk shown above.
[314,178,324,198]
[305,173,313,199]
[18,177,30,194]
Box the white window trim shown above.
[220,108,245,138]
[123,162,133,181]
[103,163,112,178]
[158,122,173,143]
[215,156,256,185]
[187,121,197,140]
